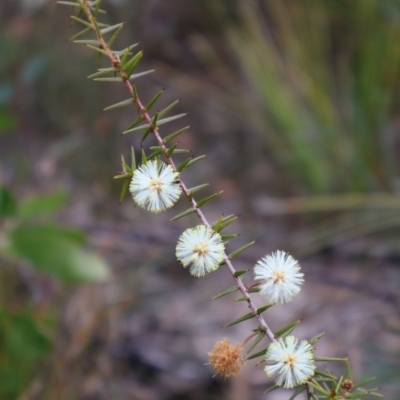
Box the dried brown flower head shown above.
[208,338,244,378]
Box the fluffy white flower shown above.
[176,225,225,277]
[265,336,315,388]
[129,160,181,213]
[253,250,304,304]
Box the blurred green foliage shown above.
[1,186,109,282]
[0,186,109,398]
[0,308,51,398]
[205,0,400,194]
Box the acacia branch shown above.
[78,0,276,343]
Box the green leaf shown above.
[113,173,132,180]
[247,346,269,360]
[70,15,92,29]
[158,99,179,118]
[197,191,223,208]
[248,287,261,293]
[100,23,124,35]
[121,157,134,174]
[16,224,86,245]
[186,155,205,167]
[87,67,118,79]
[169,149,189,154]
[221,233,239,240]
[212,215,225,232]
[166,143,178,156]
[211,214,233,231]
[314,357,348,362]
[114,44,139,57]
[346,392,379,399]
[263,384,279,394]
[314,370,337,380]
[17,190,68,219]
[163,126,190,143]
[256,304,273,314]
[288,386,306,400]
[313,377,334,383]
[246,332,265,354]
[141,149,147,164]
[123,122,149,134]
[91,17,102,37]
[310,332,326,345]
[94,77,123,82]
[125,116,187,135]
[151,111,159,127]
[0,308,51,360]
[176,157,193,172]
[8,225,109,282]
[352,377,376,391]
[106,23,123,48]
[92,0,104,16]
[104,98,133,111]
[145,89,164,111]
[233,296,248,303]
[120,48,130,66]
[223,305,270,328]
[73,39,100,45]
[228,241,255,259]
[146,148,163,161]
[141,126,152,142]
[85,44,109,56]
[335,376,344,396]
[93,69,154,82]
[233,269,248,277]
[211,285,238,300]
[119,177,130,204]
[223,311,254,327]
[275,320,301,338]
[125,116,144,132]
[366,392,383,398]
[169,207,195,222]
[0,186,17,218]
[156,113,186,127]
[69,27,91,41]
[187,183,209,194]
[131,146,136,170]
[121,154,127,173]
[212,214,238,232]
[123,51,144,77]
[219,215,239,230]
[128,70,155,80]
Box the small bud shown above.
[341,379,353,392]
[208,338,244,378]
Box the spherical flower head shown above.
[129,160,182,213]
[253,250,304,304]
[208,338,244,378]
[265,336,315,388]
[176,225,225,277]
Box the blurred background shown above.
[1,0,400,399]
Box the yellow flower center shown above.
[193,242,209,256]
[149,178,163,193]
[285,353,298,368]
[272,270,286,283]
